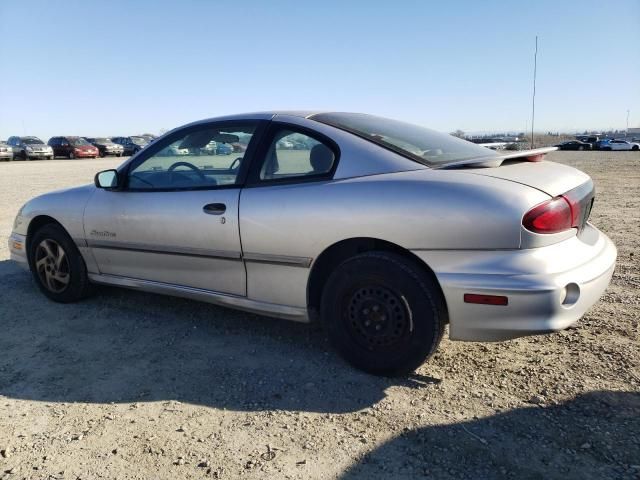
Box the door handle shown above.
[203,203,226,215]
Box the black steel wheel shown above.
[321,251,446,376]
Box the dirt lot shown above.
[0,152,638,480]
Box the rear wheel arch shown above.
[307,237,448,321]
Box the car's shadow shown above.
[339,390,640,480]
[0,260,440,413]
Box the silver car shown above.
[8,112,617,375]
[0,142,12,161]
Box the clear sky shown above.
[1,0,638,141]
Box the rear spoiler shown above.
[440,146,558,169]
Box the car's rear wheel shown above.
[321,252,446,376]
[29,223,91,303]
[632,145,639,151]
[68,151,75,159]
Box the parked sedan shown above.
[555,140,592,151]
[8,112,616,375]
[6,136,53,160]
[111,136,148,155]
[216,142,234,155]
[48,137,99,159]
[601,139,640,151]
[0,142,12,161]
[86,138,124,157]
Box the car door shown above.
[84,120,266,296]
[239,122,339,307]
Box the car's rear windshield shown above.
[22,137,44,145]
[311,113,497,167]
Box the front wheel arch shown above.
[26,215,70,262]
[307,237,448,323]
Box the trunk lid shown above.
[464,160,590,196]
[440,147,590,196]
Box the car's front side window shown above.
[258,129,336,182]
[127,123,257,191]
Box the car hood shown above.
[73,144,97,150]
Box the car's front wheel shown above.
[321,252,446,376]
[29,223,92,302]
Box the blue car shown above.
[216,143,234,155]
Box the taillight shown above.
[523,196,576,234]
[523,181,594,235]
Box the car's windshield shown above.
[22,137,44,145]
[94,138,112,143]
[311,113,498,166]
[131,137,147,145]
[69,137,90,146]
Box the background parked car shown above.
[159,143,190,156]
[86,137,124,157]
[6,136,53,160]
[602,139,640,151]
[216,142,234,155]
[555,140,592,151]
[48,136,99,159]
[111,136,148,155]
[0,142,13,161]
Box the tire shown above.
[20,151,28,160]
[29,223,92,303]
[632,146,639,151]
[578,146,584,151]
[47,156,52,160]
[321,252,446,376]
[100,151,106,158]
[117,153,122,157]
[69,151,75,159]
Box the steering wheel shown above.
[167,161,207,182]
[229,157,242,171]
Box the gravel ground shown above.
[0,152,638,480]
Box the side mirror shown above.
[94,169,121,189]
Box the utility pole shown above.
[530,36,538,149]
[626,110,630,133]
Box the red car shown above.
[48,136,99,159]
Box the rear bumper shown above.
[412,224,617,341]
[8,232,29,270]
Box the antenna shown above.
[530,36,538,149]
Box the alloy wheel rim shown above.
[344,285,410,350]
[35,239,70,293]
